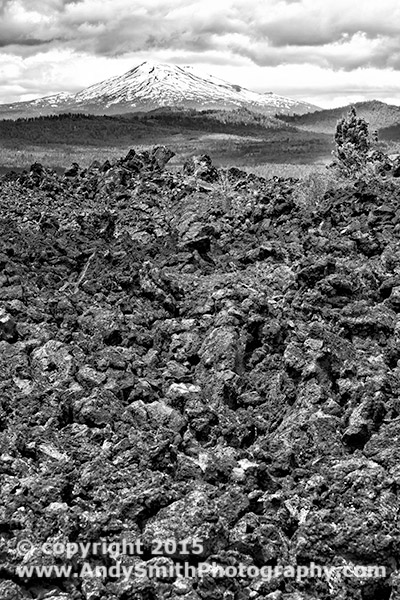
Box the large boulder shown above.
[183,154,219,182]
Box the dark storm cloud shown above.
[1,0,400,72]
[227,36,397,72]
[252,11,400,48]
[0,37,54,47]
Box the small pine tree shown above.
[333,106,371,176]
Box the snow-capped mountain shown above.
[0,61,319,119]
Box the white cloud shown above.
[1,0,400,106]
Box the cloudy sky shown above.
[1,0,400,108]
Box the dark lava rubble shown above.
[1,148,400,600]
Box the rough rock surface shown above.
[0,147,399,599]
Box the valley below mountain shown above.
[0,108,335,175]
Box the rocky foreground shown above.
[1,148,400,600]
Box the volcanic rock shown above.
[1,148,399,600]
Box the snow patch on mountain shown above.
[71,62,317,114]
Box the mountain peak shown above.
[0,60,320,119]
[129,61,183,74]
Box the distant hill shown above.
[277,100,400,135]
[0,61,319,120]
[140,106,297,132]
[0,108,299,147]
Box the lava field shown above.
[1,147,400,600]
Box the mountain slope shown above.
[277,100,400,134]
[0,61,319,120]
